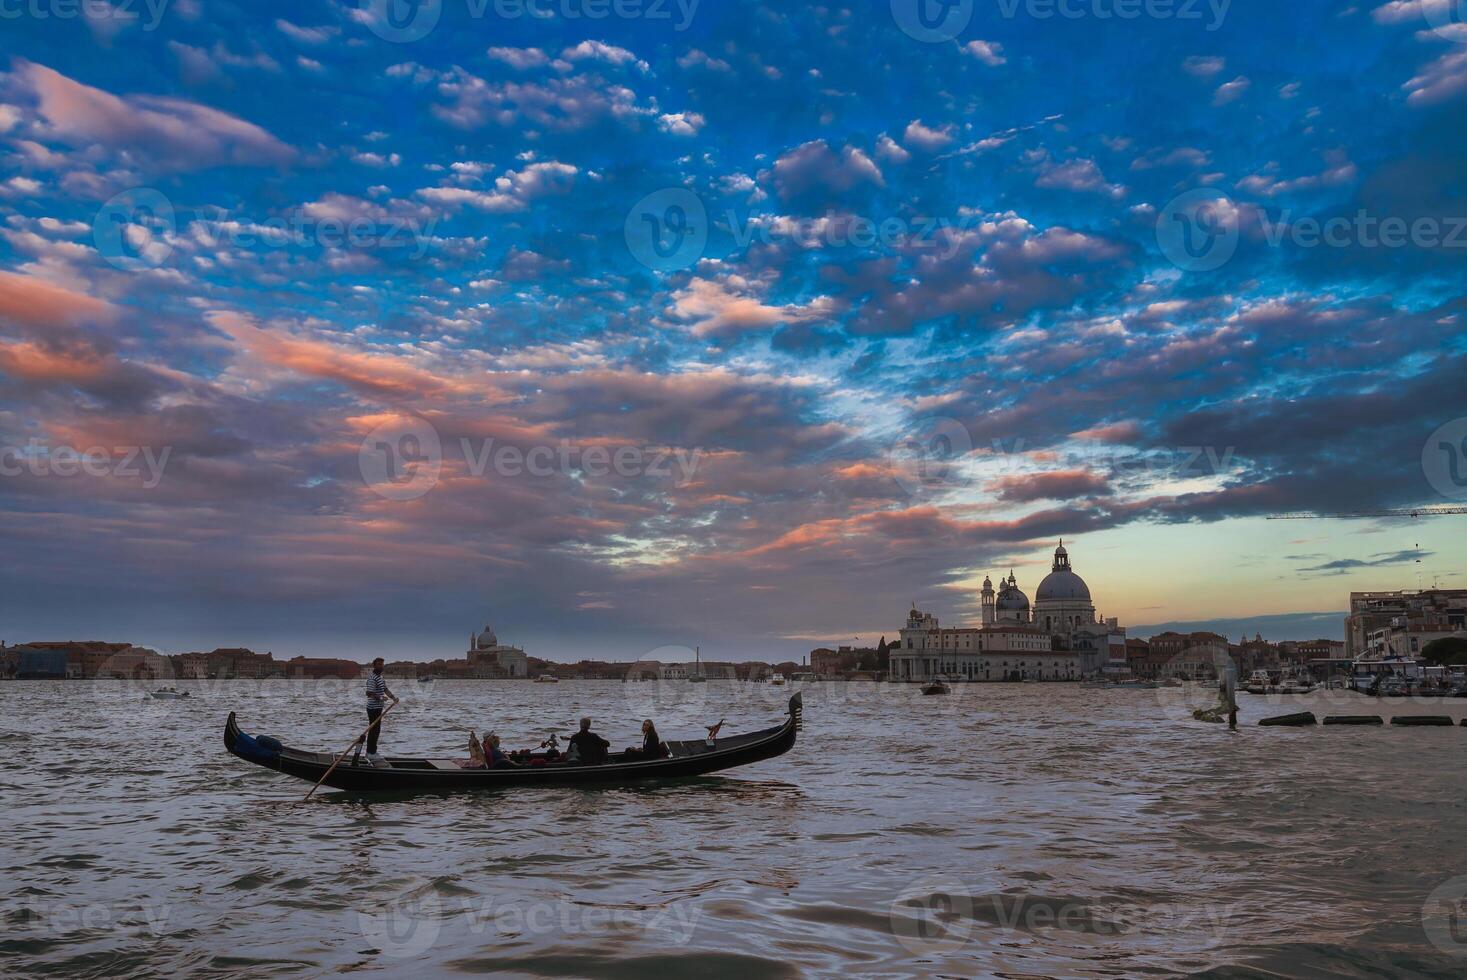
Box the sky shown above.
[1,0,1465,663]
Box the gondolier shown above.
[363,658,399,762]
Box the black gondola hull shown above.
[224,693,801,792]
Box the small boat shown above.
[150,688,189,700]
[417,676,433,684]
[1244,669,1272,695]
[224,694,803,792]
[535,674,559,684]
[920,678,950,695]
[1277,675,1316,695]
[770,673,786,687]
[688,646,707,682]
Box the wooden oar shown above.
[302,700,400,802]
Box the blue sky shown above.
[1,0,1465,661]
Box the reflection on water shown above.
[3,679,1466,977]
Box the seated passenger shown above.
[568,717,609,764]
[626,719,666,760]
[485,732,520,769]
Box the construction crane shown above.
[1267,507,1467,520]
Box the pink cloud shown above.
[8,59,294,170]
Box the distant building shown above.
[467,623,528,679]
[1346,589,1467,659]
[810,648,856,677]
[889,542,1127,682]
[18,647,68,678]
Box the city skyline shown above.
[2,2,1465,661]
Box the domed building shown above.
[465,621,528,679]
[891,542,1128,684]
[1033,541,1097,633]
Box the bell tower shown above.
[981,574,995,625]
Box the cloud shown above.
[1213,76,1251,106]
[417,161,577,212]
[663,275,835,340]
[903,119,954,151]
[657,111,705,136]
[1031,153,1126,198]
[1404,48,1467,107]
[771,140,884,206]
[428,68,652,131]
[7,59,293,171]
[962,40,1006,67]
[487,47,550,69]
[986,469,1114,502]
[1182,55,1226,78]
[559,40,647,72]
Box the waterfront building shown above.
[811,648,857,677]
[467,623,529,679]
[1345,589,1467,659]
[890,542,1128,682]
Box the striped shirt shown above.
[366,672,387,708]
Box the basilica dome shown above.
[1035,541,1091,601]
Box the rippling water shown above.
[4,678,1467,978]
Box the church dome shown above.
[476,625,498,647]
[1036,570,1091,601]
[1036,541,1090,602]
[995,586,1030,612]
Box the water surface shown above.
[4,679,1466,978]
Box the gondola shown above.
[224,693,802,792]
